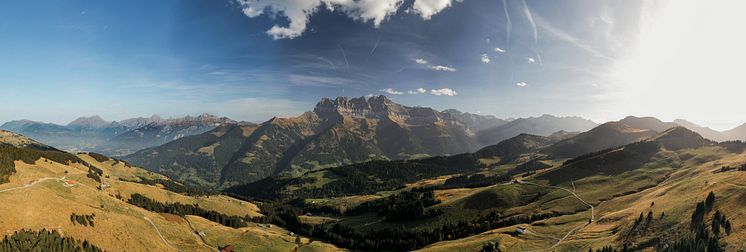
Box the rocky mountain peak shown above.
[313,95,406,120]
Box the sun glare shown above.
[611,0,746,129]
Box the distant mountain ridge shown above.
[125,96,514,188]
[620,116,739,142]
[724,123,746,141]
[476,114,598,145]
[0,113,234,156]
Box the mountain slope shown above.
[126,96,501,188]
[619,116,678,132]
[724,123,746,140]
[652,126,714,150]
[673,119,731,142]
[225,124,746,251]
[0,132,341,251]
[542,121,658,158]
[475,134,554,163]
[476,115,597,146]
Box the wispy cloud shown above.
[370,35,381,56]
[515,82,528,87]
[502,0,512,44]
[408,88,427,94]
[337,44,350,68]
[494,47,505,53]
[521,0,538,44]
[430,65,456,72]
[430,88,458,96]
[415,58,429,65]
[380,87,404,95]
[287,73,353,87]
[533,14,612,60]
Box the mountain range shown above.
[125,96,514,188]
[0,114,233,156]
[4,96,746,190]
[121,96,746,188]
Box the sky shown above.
[0,0,745,130]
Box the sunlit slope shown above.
[419,139,746,251]
[0,149,344,251]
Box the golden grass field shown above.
[0,154,345,252]
[418,146,746,252]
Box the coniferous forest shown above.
[127,193,247,228]
[0,229,104,252]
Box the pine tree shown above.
[705,191,715,211]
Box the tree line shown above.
[0,229,104,252]
[0,144,82,183]
[119,177,215,196]
[226,153,483,201]
[254,202,561,251]
[343,189,442,221]
[127,193,246,228]
[715,162,746,173]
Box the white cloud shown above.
[325,0,403,27]
[380,88,404,95]
[430,65,456,72]
[415,58,429,65]
[237,0,455,40]
[527,57,536,64]
[515,82,527,87]
[494,47,505,53]
[480,54,490,64]
[430,88,458,96]
[412,0,454,20]
[408,88,427,94]
[236,0,321,39]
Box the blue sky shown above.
[1,0,744,130]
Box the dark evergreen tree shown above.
[705,191,715,211]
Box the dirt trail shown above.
[0,176,66,193]
[517,180,594,251]
[144,216,184,252]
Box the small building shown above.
[515,226,526,234]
